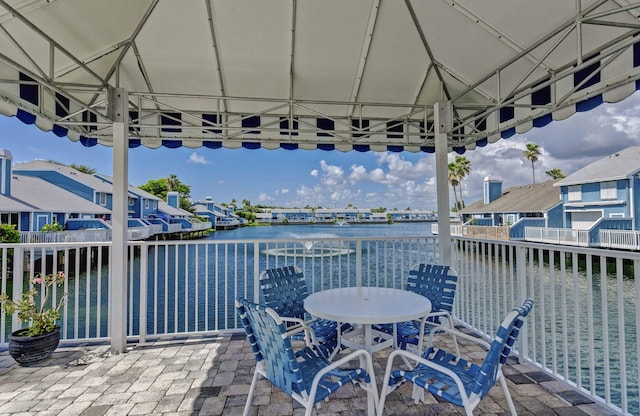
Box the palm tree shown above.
[448,162,461,211]
[522,143,542,184]
[545,168,566,179]
[453,156,471,208]
[166,174,178,192]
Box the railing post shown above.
[139,243,148,344]
[253,241,261,300]
[11,246,24,332]
[516,245,529,364]
[356,240,362,288]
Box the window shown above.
[600,181,617,200]
[128,197,135,206]
[568,185,581,201]
[99,192,107,206]
[145,199,149,209]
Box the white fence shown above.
[0,236,638,415]
[600,229,640,250]
[524,226,591,246]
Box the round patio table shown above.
[304,286,431,355]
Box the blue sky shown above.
[2,92,640,211]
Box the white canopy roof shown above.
[1,0,640,153]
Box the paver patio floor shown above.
[0,328,615,415]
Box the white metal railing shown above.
[525,226,591,246]
[452,237,639,416]
[600,229,640,250]
[19,229,113,243]
[189,221,212,231]
[431,223,462,236]
[0,236,637,415]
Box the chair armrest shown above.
[420,323,491,350]
[382,348,471,405]
[309,349,379,407]
[280,317,318,345]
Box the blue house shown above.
[554,146,640,232]
[93,173,161,219]
[459,177,563,239]
[14,159,115,213]
[192,197,240,229]
[0,150,109,231]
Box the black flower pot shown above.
[8,326,60,366]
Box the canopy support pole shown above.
[434,102,452,266]
[109,87,129,354]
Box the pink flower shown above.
[32,277,43,285]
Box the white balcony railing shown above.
[0,236,637,415]
[600,229,640,250]
[525,226,591,246]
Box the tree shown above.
[522,143,542,184]
[139,176,192,211]
[448,156,472,211]
[166,174,178,192]
[70,164,96,174]
[545,168,566,179]
[448,162,460,211]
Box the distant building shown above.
[459,177,562,239]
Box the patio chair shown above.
[373,263,459,354]
[378,298,534,416]
[259,265,341,356]
[235,297,379,416]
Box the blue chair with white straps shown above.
[259,265,341,356]
[236,297,379,416]
[373,263,459,354]
[378,298,534,416]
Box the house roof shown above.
[192,204,226,218]
[14,160,113,193]
[94,173,162,201]
[9,174,110,214]
[555,146,640,186]
[0,1,639,153]
[0,192,37,212]
[460,179,560,214]
[158,201,192,217]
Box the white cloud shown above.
[187,152,210,165]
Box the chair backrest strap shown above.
[407,263,457,313]
[260,265,308,319]
[472,298,534,398]
[235,297,305,396]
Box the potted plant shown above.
[0,271,67,366]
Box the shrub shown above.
[0,223,19,243]
[41,223,63,233]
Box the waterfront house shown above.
[458,177,562,240]
[192,197,240,229]
[525,146,640,248]
[555,146,640,229]
[14,159,115,213]
[0,149,109,233]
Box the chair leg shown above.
[446,315,460,357]
[498,371,517,415]
[243,368,260,416]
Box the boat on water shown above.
[335,220,349,226]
